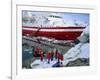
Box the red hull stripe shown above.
[22,26,85,29]
[22,28,84,32]
[22,26,84,40]
[22,30,82,40]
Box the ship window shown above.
[55,16,62,18]
[49,15,61,18]
[49,15,53,17]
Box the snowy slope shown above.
[63,43,89,65]
[31,59,58,68]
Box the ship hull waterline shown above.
[22,26,85,41]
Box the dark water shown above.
[22,48,33,62]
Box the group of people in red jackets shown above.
[34,47,44,61]
[33,47,64,66]
[46,50,64,64]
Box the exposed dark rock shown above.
[66,58,89,67]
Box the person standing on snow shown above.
[51,51,54,61]
[47,52,51,64]
[56,51,61,64]
[59,54,64,64]
[40,51,44,62]
[55,49,59,59]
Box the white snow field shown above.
[63,43,89,65]
[31,59,58,68]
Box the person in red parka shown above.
[40,51,44,62]
[57,53,64,67]
[34,48,38,57]
[57,51,60,64]
[51,51,54,61]
[59,54,63,61]
[55,49,58,59]
[47,52,51,64]
[34,47,42,57]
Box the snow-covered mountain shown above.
[22,11,88,27]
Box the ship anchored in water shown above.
[22,12,85,40]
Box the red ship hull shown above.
[22,26,85,40]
